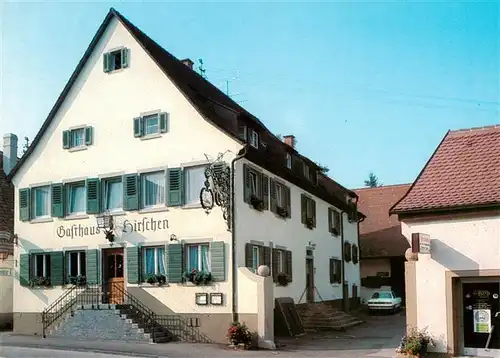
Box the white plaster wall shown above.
[0,256,13,315]
[401,214,500,353]
[12,17,241,314]
[360,258,391,278]
[234,159,360,304]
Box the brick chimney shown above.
[283,135,295,149]
[3,133,18,176]
[181,58,194,70]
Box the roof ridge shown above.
[449,124,500,136]
[353,183,412,191]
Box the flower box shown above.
[30,276,51,288]
[250,195,264,211]
[276,206,288,218]
[145,274,167,286]
[276,272,290,286]
[183,269,212,286]
[305,217,314,229]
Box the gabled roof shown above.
[390,125,500,215]
[354,184,410,258]
[7,8,358,214]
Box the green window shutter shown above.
[50,251,64,286]
[159,112,169,133]
[63,130,70,149]
[127,246,140,284]
[285,186,291,218]
[329,258,334,284]
[285,250,293,282]
[245,243,253,269]
[335,260,342,284]
[272,249,280,282]
[166,243,183,283]
[19,188,31,222]
[51,183,64,218]
[312,199,317,228]
[121,48,129,68]
[210,241,225,281]
[269,179,277,213]
[19,254,30,287]
[133,117,143,137]
[86,249,100,284]
[300,194,307,224]
[167,168,183,206]
[85,126,93,146]
[263,246,271,268]
[261,174,269,210]
[123,174,139,210]
[243,164,251,203]
[86,178,101,214]
[103,52,111,73]
[328,208,333,233]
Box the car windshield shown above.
[372,292,392,299]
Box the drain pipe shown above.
[230,145,248,323]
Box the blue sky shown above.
[2,1,499,188]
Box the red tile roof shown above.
[354,184,411,258]
[391,125,500,214]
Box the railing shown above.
[155,315,212,343]
[298,285,325,304]
[42,284,103,338]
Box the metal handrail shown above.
[42,284,80,338]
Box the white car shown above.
[367,290,402,313]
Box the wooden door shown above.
[306,258,315,303]
[104,248,124,304]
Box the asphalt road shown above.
[0,346,163,358]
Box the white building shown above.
[7,8,363,343]
[390,125,500,357]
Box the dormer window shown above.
[250,130,259,149]
[285,153,292,169]
[238,124,247,141]
[103,48,129,73]
[303,163,311,180]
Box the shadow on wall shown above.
[431,239,479,272]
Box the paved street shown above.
[0,312,405,358]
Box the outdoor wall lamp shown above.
[96,211,115,245]
[170,234,178,242]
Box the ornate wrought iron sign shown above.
[200,153,232,231]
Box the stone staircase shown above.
[47,304,172,343]
[296,302,364,332]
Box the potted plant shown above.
[276,206,288,218]
[276,272,290,286]
[250,195,264,211]
[146,273,167,286]
[305,217,314,229]
[396,328,434,357]
[227,321,252,349]
[69,275,86,287]
[184,269,213,285]
[30,276,51,288]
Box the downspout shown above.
[231,145,247,323]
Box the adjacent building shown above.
[390,125,500,357]
[355,184,410,303]
[7,8,363,343]
[0,135,17,329]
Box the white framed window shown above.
[143,246,166,277]
[184,166,206,205]
[66,182,86,215]
[252,246,260,271]
[141,171,166,208]
[285,153,292,169]
[34,254,51,278]
[275,182,284,207]
[104,48,128,73]
[249,171,259,197]
[103,178,123,212]
[250,130,259,149]
[144,114,160,136]
[67,251,86,280]
[31,186,50,219]
[187,244,210,271]
[70,128,85,148]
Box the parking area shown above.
[274,309,406,357]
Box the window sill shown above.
[68,146,88,153]
[139,283,170,288]
[140,133,162,141]
[63,214,89,221]
[182,203,202,210]
[30,217,53,224]
[139,206,168,214]
[107,210,127,216]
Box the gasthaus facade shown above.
[391,125,500,357]
[8,8,363,344]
